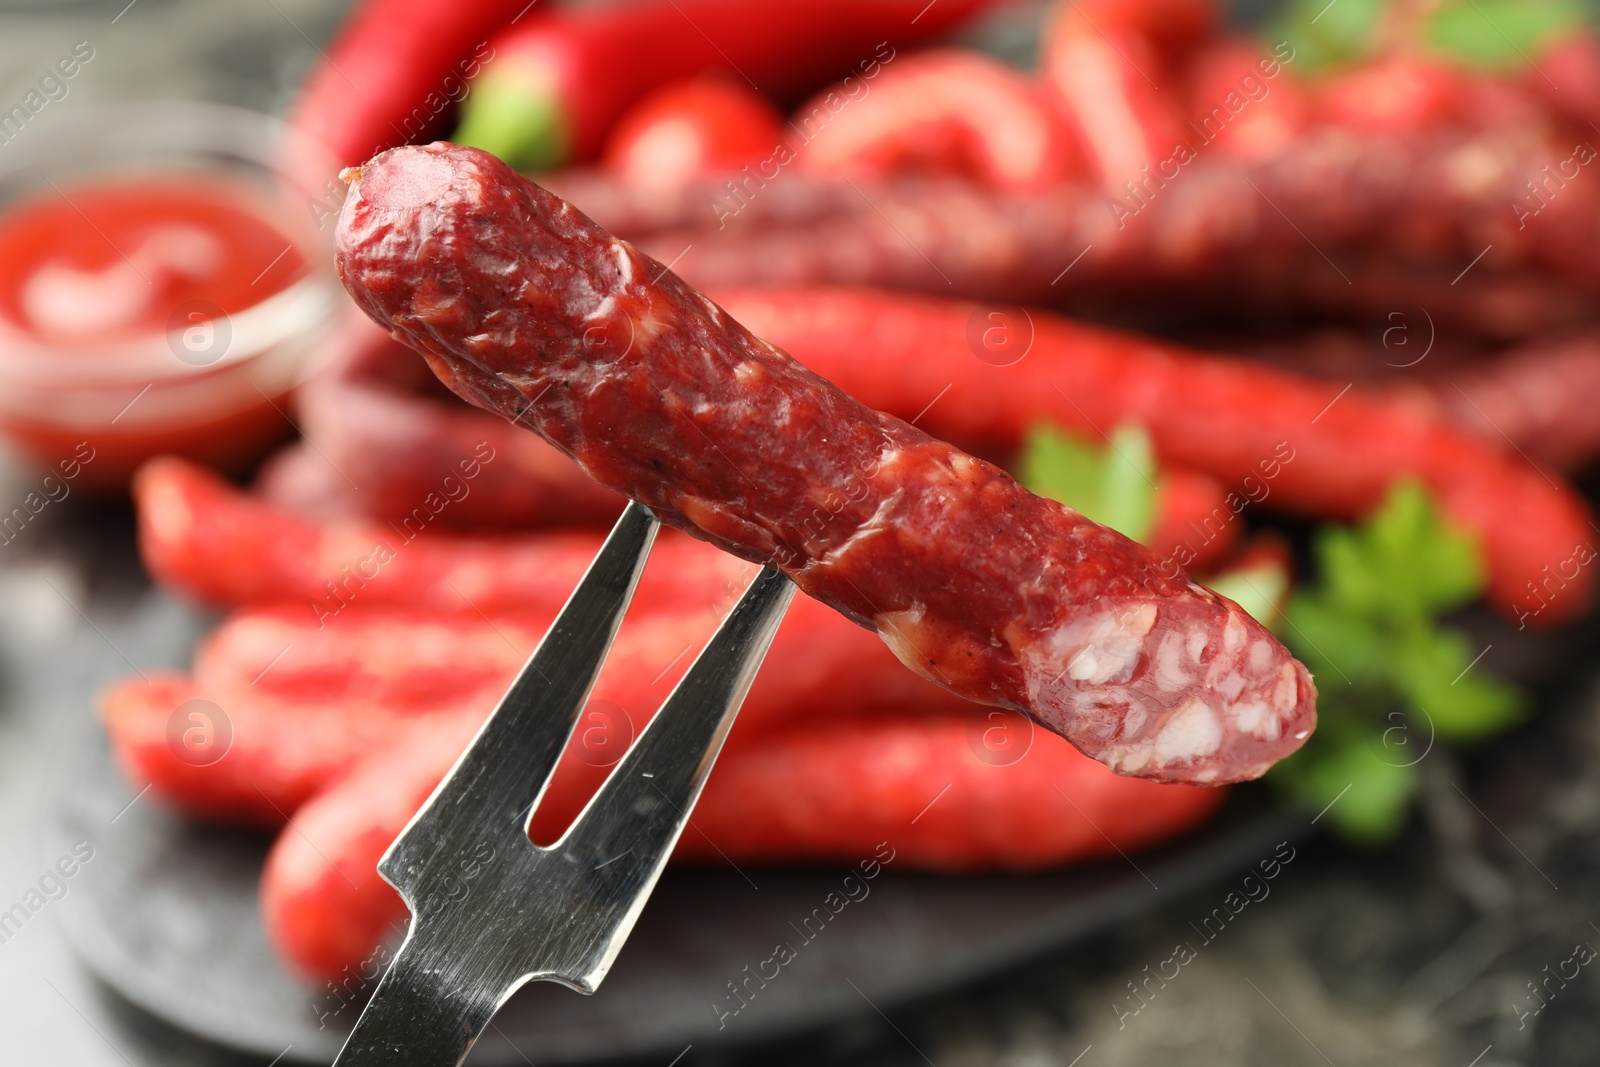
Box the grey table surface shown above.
[3,2,1600,1065]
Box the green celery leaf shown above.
[1424,0,1591,70]
[1018,423,1157,543]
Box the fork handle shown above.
[332,935,501,1067]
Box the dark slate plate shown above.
[33,478,1588,1066]
[51,697,1304,1065]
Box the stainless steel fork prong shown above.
[380,501,661,896]
[331,501,795,1066]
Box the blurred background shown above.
[9,0,1600,1062]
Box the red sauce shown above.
[0,176,324,491]
[0,178,306,341]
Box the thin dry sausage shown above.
[334,142,1317,784]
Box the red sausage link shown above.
[1237,327,1600,474]
[710,285,1598,623]
[546,108,1600,341]
[262,713,1226,979]
[335,143,1316,785]
[100,609,559,824]
[261,723,465,981]
[289,311,1236,556]
[134,457,745,617]
[1440,334,1600,472]
[101,586,969,823]
[682,715,1228,869]
[293,313,624,529]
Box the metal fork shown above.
[331,501,795,1065]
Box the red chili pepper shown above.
[710,285,1597,622]
[1040,5,1188,190]
[1313,56,1472,135]
[1068,0,1220,64]
[601,77,788,188]
[286,0,529,175]
[794,49,1080,193]
[262,712,1225,979]
[452,0,1001,171]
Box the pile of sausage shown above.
[541,0,1600,458]
[111,457,1231,977]
[96,0,1600,983]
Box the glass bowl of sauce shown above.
[0,101,342,491]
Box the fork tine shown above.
[336,519,795,1067]
[550,566,795,977]
[378,500,659,898]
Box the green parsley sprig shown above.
[1271,481,1525,842]
[1015,424,1528,845]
